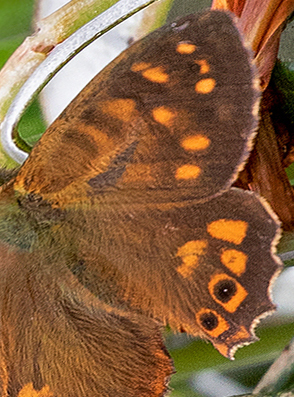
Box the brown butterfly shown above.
[0,10,282,397]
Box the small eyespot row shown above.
[208,273,248,313]
[196,308,229,337]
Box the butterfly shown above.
[0,9,282,397]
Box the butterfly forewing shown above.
[15,10,259,205]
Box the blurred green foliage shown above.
[0,0,46,148]
[0,0,35,67]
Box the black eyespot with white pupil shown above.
[214,280,237,303]
[200,311,218,331]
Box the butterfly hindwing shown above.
[49,187,280,358]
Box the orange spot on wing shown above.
[215,326,252,358]
[207,219,248,245]
[196,308,229,338]
[209,273,248,313]
[181,135,210,151]
[230,326,251,342]
[131,61,151,72]
[175,165,201,180]
[18,383,53,397]
[142,66,169,83]
[101,98,136,122]
[176,240,207,278]
[176,42,197,54]
[221,249,247,276]
[214,342,230,358]
[195,78,215,94]
[78,125,115,155]
[152,106,176,127]
[195,59,210,74]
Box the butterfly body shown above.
[0,10,281,396]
